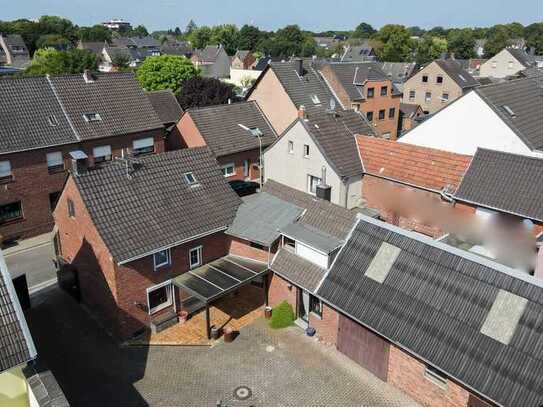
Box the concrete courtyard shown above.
[26,286,418,407]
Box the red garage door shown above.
[337,315,390,381]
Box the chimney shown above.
[316,167,332,202]
[69,150,89,176]
[83,69,95,83]
[294,58,304,76]
[298,105,307,120]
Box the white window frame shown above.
[189,246,203,269]
[243,159,250,177]
[442,93,449,103]
[184,172,198,186]
[425,92,432,102]
[307,175,322,195]
[310,94,321,105]
[424,366,448,389]
[153,248,171,270]
[83,113,102,122]
[221,163,236,178]
[288,141,294,154]
[303,144,310,158]
[132,137,155,156]
[46,152,64,173]
[93,145,112,163]
[146,280,173,315]
[408,90,415,101]
[0,160,13,181]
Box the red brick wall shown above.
[217,150,262,182]
[1,129,164,241]
[176,113,206,149]
[309,303,339,345]
[268,273,297,308]
[388,345,471,407]
[320,65,353,110]
[228,236,271,263]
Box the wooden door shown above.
[337,315,390,381]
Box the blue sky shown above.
[3,0,543,32]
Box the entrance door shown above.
[296,290,310,327]
[337,315,389,381]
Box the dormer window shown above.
[311,94,321,105]
[48,115,59,127]
[83,113,102,122]
[184,172,198,186]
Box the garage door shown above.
[337,315,389,381]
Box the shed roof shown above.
[281,222,343,254]
[271,249,326,292]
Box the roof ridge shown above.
[46,74,81,141]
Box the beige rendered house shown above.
[479,48,536,79]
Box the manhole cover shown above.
[233,386,252,400]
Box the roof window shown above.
[48,115,59,127]
[365,242,401,283]
[311,94,321,105]
[480,289,527,345]
[502,105,516,118]
[238,124,263,137]
[83,113,102,122]
[184,172,198,186]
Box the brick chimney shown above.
[298,105,307,120]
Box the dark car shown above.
[229,180,260,197]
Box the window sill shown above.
[189,263,202,270]
[154,263,171,271]
[0,177,15,185]
[0,217,25,226]
[310,311,323,320]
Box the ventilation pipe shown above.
[298,105,307,120]
[316,166,332,202]
[294,58,304,76]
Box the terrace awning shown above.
[172,255,268,304]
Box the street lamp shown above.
[238,124,264,189]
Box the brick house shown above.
[403,59,479,114]
[356,135,472,238]
[53,148,246,339]
[0,72,165,241]
[231,50,257,70]
[176,101,277,182]
[398,103,425,135]
[319,62,402,139]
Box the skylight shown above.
[480,289,527,345]
[311,94,321,105]
[238,123,263,137]
[365,242,401,283]
[502,105,516,118]
[83,113,102,122]
[48,115,59,127]
[184,172,198,186]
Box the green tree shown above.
[189,26,213,49]
[525,23,543,54]
[25,48,97,75]
[36,34,71,50]
[238,25,262,51]
[427,26,448,38]
[484,25,511,58]
[210,24,239,55]
[408,26,426,37]
[111,53,130,70]
[79,25,112,42]
[504,22,524,38]
[136,55,200,93]
[415,36,448,64]
[176,77,239,109]
[447,28,476,59]
[131,25,149,37]
[352,22,376,39]
[185,19,197,34]
[37,15,77,43]
[376,25,414,62]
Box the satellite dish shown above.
[329,98,336,111]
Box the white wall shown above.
[296,241,329,268]
[227,68,261,87]
[399,91,539,157]
[264,120,360,208]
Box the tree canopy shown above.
[176,77,240,110]
[376,25,414,62]
[415,36,448,64]
[25,48,98,75]
[136,55,200,93]
[351,22,376,39]
[447,29,476,59]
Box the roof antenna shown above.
[114,148,142,179]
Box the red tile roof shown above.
[357,136,472,192]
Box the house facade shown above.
[319,62,401,139]
[0,34,30,68]
[191,44,231,78]
[402,59,479,114]
[0,72,164,241]
[176,101,277,182]
[479,48,535,79]
[54,148,243,339]
[231,50,256,70]
[398,103,425,135]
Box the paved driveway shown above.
[27,287,418,407]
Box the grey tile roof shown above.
[378,62,417,83]
[226,192,304,246]
[262,180,360,240]
[187,101,277,157]
[322,62,388,101]
[146,90,183,125]
[507,48,535,68]
[454,148,543,221]
[280,222,343,254]
[271,249,326,292]
[341,42,376,62]
[399,103,420,117]
[318,216,543,407]
[0,76,78,154]
[0,250,36,373]
[434,59,479,89]
[301,109,372,177]
[234,50,251,60]
[49,72,163,141]
[79,41,106,57]
[112,36,160,49]
[475,77,543,151]
[194,45,224,63]
[74,147,242,263]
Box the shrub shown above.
[269,301,295,329]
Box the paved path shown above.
[27,287,418,407]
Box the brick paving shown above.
[27,286,418,407]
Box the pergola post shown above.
[205,303,211,339]
[263,273,269,307]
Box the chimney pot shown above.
[298,105,307,120]
[294,58,304,76]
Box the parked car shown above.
[228,180,259,196]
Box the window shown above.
[250,242,266,250]
[382,132,391,140]
[49,191,61,212]
[389,107,396,118]
[310,94,321,105]
[424,366,448,389]
[366,111,374,122]
[184,172,198,186]
[492,61,497,69]
[0,201,23,224]
[380,86,388,96]
[147,282,173,314]
[288,140,294,154]
[425,92,432,102]
[93,145,112,164]
[46,152,64,173]
[378,109,386,120]
[408,90,415,101]
[48,115,59,127]
[436,76,443,84]
[310,295,322,318]
[189,246,202,269]
[0,160,13,182]
[243,159,250,177]
[67,199,75,218]
[422,75,428,83]
[367,87,374,98]
[83,113,102,122]
[221,163,236,178]
[352,103,360,112]
[153,248,171,270]
[442,93,449,103]
[132,137,154,156]
[508,61,514,69]
[303,144,310,158]
[307,175,322,195]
